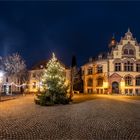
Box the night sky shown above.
[1,1,140,68]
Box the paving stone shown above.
[0,95,140,140]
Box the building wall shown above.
[82,29,140,95]
[1,75,21,95]
[28,68,71,93]
[28,69,43,93]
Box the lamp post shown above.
[0,71,4,101]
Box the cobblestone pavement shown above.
[0,94,23,102]
[0,95,140,140]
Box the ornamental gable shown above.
[112,29,140,60]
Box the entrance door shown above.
[3,85,11,95]
[112,82,119,94]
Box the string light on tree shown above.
[36,53,70,105]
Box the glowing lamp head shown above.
[0,71,4,78]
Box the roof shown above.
[30,59,69,70]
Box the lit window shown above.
[40,65,43,69]
[125,76,132,86]
[97,78,103,87]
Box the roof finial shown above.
[128,27,130,32]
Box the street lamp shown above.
[0,71,4,101]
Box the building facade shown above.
[0,75,21,95]
[81,29,140,95]
[28,60,71,93]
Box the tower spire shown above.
[109,33,116,49]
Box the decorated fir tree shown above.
[36,53,70,105]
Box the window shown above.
[87,89,93,94]
[33,82,36,89]
[115,63,121,71]
[129,89,133,94]
[124,49,128,55]
[125,76,133,86]
[135,89,140,95]
[40,65,43,69]
[6,77,8,82]
[97,78,103,87]
[136,64,140,72]
[17,79,20,84]
[136,77,140,86]
[129,49,134,55]
[125,89,128,94]
[32,73,36,78]
[87,68,92,75]
[122,43,135,57]
[96,89,99,94]
[124,61,133,71]
[87,78,93,87]
[97,66,103,73]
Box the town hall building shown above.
[81,29,140,95]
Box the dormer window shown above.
[122,43,135,58]
[124,49,128,55]
[123,48,135,56]
[129,49,134,55]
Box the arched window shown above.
[125,76,132,86]
[136,76,140,86]
[129,49,134,55]
[97,65,103,73]
[97,77,103,87]
[122,43,135,57]
[124,49,128,55]
[87,68,93,75]
[87,78,93,87]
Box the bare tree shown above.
[2,53,27,94]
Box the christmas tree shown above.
[35,53,70,106]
